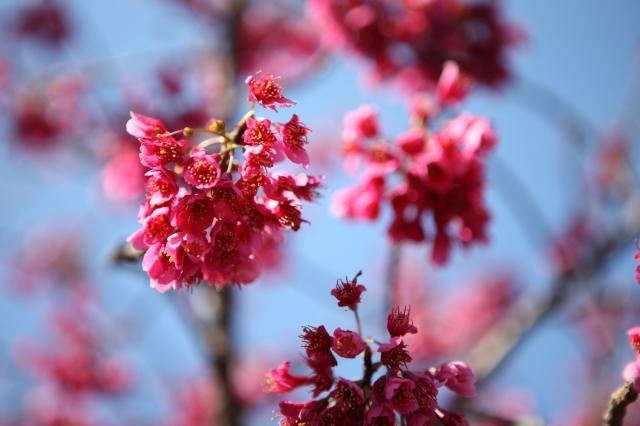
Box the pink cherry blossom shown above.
[330,271,366,310]
[172,193,215,234]
[344,105,379,138]
[387,306,418,337]
[396,128,425,156]
[300,325,337,368]
[329,378,364,410]
[331,328,366,358]
[244,117,277,147]
[183,147,222,190]
[139,135,189,168]
[432,361,477,398]
[379,336,412,371]
[436,61,473,107]
[623,354,640,391]
[126,112,168,138]
[264,361,310,395]
[385,376,419,414]
[364,404,395,426]
[628,327,640,354]
[145,167,178,205]
[278,114,310,168]
[245,72,296,111]
[127,207,174,250]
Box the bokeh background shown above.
[0,0,640,425]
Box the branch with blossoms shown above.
[265,272,477,426]
[124,72,323,292]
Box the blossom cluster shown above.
[15,312,132,395]
[308,0,521,91]
[266,272,476,425]
[332,62,497,264]
[127,72,323,291]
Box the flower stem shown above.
[354,309,363,337]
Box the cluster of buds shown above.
[332,62,497,265]
[266,272,476,425]
[126,72,324,291]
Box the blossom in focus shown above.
[330,271,366,310]
[264,361,310,395]
[245,72,296,111]
[271,276,474,426]
[331,328,366,358]
[387,306,418,337]
[126,74,323,291]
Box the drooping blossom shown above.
[278,114,310,168]
[300,325,337,367]
[432,361,477,398]
[379,336,413,372]
[329,378,365,410]
[264,362,310,395]
[330,270,366,310]
[331,328,366,358]
[126,111,169,138]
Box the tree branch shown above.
[603,380,639,426]
[466,195,640,383]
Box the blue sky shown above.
[0,0,639,424]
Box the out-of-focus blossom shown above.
[15,0,71,45]
[271,277,475,425]
[334,103,497,265]
[432,361,477,397]
[308,0,521,91]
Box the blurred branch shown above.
[196,286,243,426]
[112,242,144,264]
[603,380,638,426]
[467,410,549,426]
[466,193,640,383]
